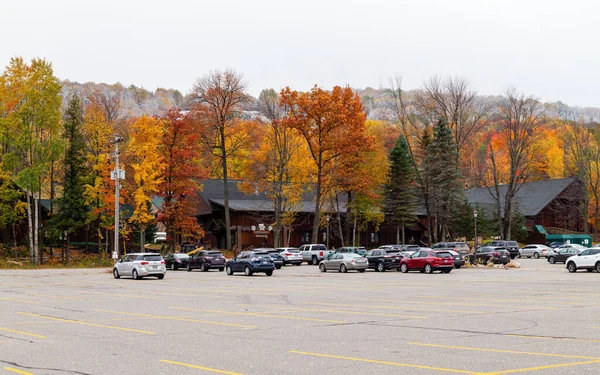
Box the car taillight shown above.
[351,259,355,263]
[140,261,149,265]
[161,261,165,264]
[320,251,323,256]
[384,255,391,258]
[284,252,291,256]
[251,257,260,262]
[491,252,499,256]
[176,259,181,263]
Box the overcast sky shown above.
[2,0,599,106]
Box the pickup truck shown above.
[299,244,332,265]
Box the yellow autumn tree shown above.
[128,115,164,249]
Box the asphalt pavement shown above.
[1,258,600,375]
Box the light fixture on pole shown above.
[110,134,124,264]
[473,210,478,264]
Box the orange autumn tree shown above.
[281,85,369,243]
[158,108,208,250]
[128,115,164,250]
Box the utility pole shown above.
[111,135,124,263]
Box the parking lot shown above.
[1,258,600,375]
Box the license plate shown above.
[501,256,506,258]
[263,261,268,264]
[152,266,157,269]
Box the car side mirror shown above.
[118,259,122,263]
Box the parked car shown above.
[330,246,368,257]
[442,250,465,269]
[113,253,166,280]
[187,250,226,272]
[299,244,333,265]
[548,241,564,249]
[254,249,283,269]
[164,253,189,270]
[519,244,552,259]
[276,247,303,266]
[319,253,368,273]
[432,242,471,256]
[379,245,404,251]
[547,246,585,264]
[399,249,454,274]
[566,248,600,273]
[483,240,520,259]
[225,251,275,276]
[365,249,402,272]
[469,246,510,265]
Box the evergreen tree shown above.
[50,95,89,264]
[427,118,464,241]
[383,134,416,244]
[416,126,434,244]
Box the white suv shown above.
[113,253,166,280]
[566,248,600,273]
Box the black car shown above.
[164,253,189,270]
[187,250,226,272]
[547,247,582,264]
[440,250,465,269]
[482,240,519,259]
[254,249,283,269]
[225,251,275,276]
[365,249,402,272]
[469,246,510,265]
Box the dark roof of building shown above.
[465,177,578,217]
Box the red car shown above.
[399,249,454,274]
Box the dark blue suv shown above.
[225,251,275,276]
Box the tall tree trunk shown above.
[65,233,70,265]
[352,216,357,246]
[401,221,406,245]
[140,226,145,251]
[26,189,34,263]
[221,132,232,250]
[274,196,282,248]
[594,195,599,242]
[503,188,513,240]
[311,163,322,244]
[335,196,345,246]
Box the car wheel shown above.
[486,257,493,265]
[548,257,556,264]
[219,268,224,272]
[517,254,522,258]
[132,269,140,280]
[377,262,385,272]
[534,252,540,259]
[244,266,253,276]
[567,262,577,273]
[311,256,319,265]
[319,263,327,272]
[596,262,600,273]
[186,264,192,272]
[455,265,461,269]
[170,263,176,271]
[265,270,273,276]
[443,269,451,273]
[202,263,209,272]
[113,268,120,279]
[275,265,282,270]
[340,264,348,273]
[226,265,233,275]
[295,263,302,266]
[424,264,433,274]
[400,263,408,273]
[587,269,594,272]
[358,269,365,273]
[157,274,164,279]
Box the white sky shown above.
[2,0,599,106]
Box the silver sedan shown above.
[319,253,368,273]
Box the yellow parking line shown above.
[503,334,600,343]
[79,292,160,300]
[96,309,257,329]
[408,342,600,360]
[25,293,103,302]
[289,350,483,374]
[0,298,39,305]
[4,367,35,375]
[0,327,46,339]
[161,360,244,374]
[419,295,583,306]
[488,359,600,374]
[17,312,156,335]
[299,302,485,314]
[169,307,344,323]
[234,304,426,319]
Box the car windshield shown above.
[436,252,453,258]
[207,252,223,257]
[346,253,363,258]
[142,255,162,261]
[507,241,518,247]
[286,250,300,253]
[385,250,401,255]
[174,254,189,259]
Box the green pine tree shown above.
[383,134,417,244]
[427,118,464,241]
[49,95,89,264]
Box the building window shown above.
[322,232,326,242]
[302,232,310,243]
[371,233,378,242]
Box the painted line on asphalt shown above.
[161,360,244,374]
[0,298,39,305]
[486,359,600,374]
[360,298,559,310]
[289,350,484,374]
[4,367,36,375]
[95,309,257,329]
[234,304,426,319]
[169,307,345,323]
[17,312,156,335]
[298,302,486,314]
[417,295,574,305]
[25,293,104,302]
[78,292,160,300]
[0,327,47,339]
[408,342,600,360]
[503,334,600,343]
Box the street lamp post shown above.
[326,216,330,249]
[473,210,478,264]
